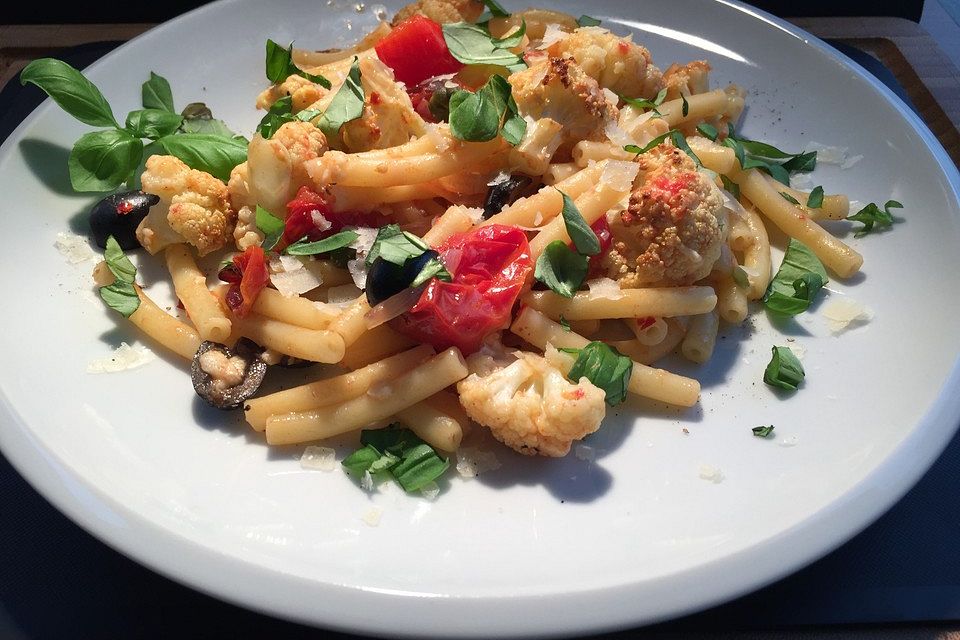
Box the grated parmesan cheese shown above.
[55,232,96,264]
[790,173,815,190]
[537,23,570,49]
[271,267,323,298]
[87,342,156,373]
[822,297,873,334]
[698,464,724,483]
[347,258,368,290]
[420,481,440,501]
[456,447,502,478]
[600,161,640,192]
[574,444,596,462]
[779,435,800,448]
[299,445,336,471]
[807,142,848,165]
[361,506,383,526]
[587,277,624,300]
[360,470,375,491]
[841,154,864,170]
[327,283,363,304]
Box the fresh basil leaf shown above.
[720,175,740,199]
[762,239,828,316]
[318,57,365,139]
[732,265,749,289]
[619,87,667,114]
[366,224,430,266]
[410,256,452,288]
[69,129,143,192]
[347,427,449,493]
[735,138,797,159]
[125,109,184,140]
[296,108,323,122]
[157,133,247,182]
[491,19,526,48]
[565,341,633,406]
[254,205,285,251]
[265,39,332,88]
[781,151,817,173]
[103,236,137,284]
[780,191,801,206]
[847,200,902,237]
[442,22,524,67]
[681,94,689,117]
[342,445,385,475]
[577,14,601,26]
[559,190,600,255]
[624,130,673,156]
[670,130,701,166]
[806,186,824,209]
[285,230,360,256]
[391,443,450,492]
[256,95,296,139]
[427,86,455,122]
[752,425,775,438]
[763,162,791,185]
[722,136,746,169]
[449,75,524,144]
[141,71,175,113]
[696,122,718,141]
[99,281,140,318]
[480,0,510,17]
[763,346,805,391]
[20,58,118,128]
[535,240,588,298]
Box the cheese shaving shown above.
[87,342,156,373]
[327,283,363,304]
[456,447,502,478]
[420,481,440,501]
[299,445,337,471]
[55,232,96,264]
[822,297,873,334]
[587,277,624,300]
[698,464,725,483]
[361,506,383,526]
[807,142,848,165]
[271,265,322,297]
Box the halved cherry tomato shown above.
[227,245,270,319]
[392,224,533,355]
[374,15,463,86]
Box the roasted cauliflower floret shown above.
[602,145,727,287]
[457,344,606,457]
[227,161,254,211]
[233,205,263,251]
[662,60,711,100]
[392,0,484,25]
[547,27,664,99]
[330,56,427,152]
[256,74,328,112]
[509,56,618,150]
[137,155,234,256]
[246,120,328,215]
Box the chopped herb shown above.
[103,235,136,284]
[255,95,295,139]
[624,129,700,166]
[806,185,824,209]
[780,192,801,206]
[559,316,571,331]
[681,94,689,117]
[265,39,331,88]
[448,74,525,144]
[722,126,817,185]
[318,57,365,139]
[284,230,359,256]
[98,236,140,317]
[410,255,453,288]
[762,239,828,316]
[720,175,740,199]
[620,87,667,114]
[365,224,430,266]
[752,425,775,438]
[763,346,805,391]
[847,200,902,237]
[561,341,633,406]
[342,426,449,493]
[696,122,719,141]
[535,240,588,298]
[559,190,600,255]
[255,205,285,252]
[480,0,510,17]
[577,14,602,26]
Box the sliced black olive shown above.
[365,250,440,306]
[483,175,533,219]
[90,190,159,250]
[191,339,268,410]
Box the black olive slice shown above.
[191,339,268,410]
[482,175,533,219]
[90,190,159,250]
[365,250,440,306]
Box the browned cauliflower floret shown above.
[256,74,328,112]
[318,56,426,153]
[392,0,483,25]
[227,161,254,211]
[457,344,606,457]
[246,120,328,215]
[137,155,234,256]
[662,60,711,100]
[547,27,664,99]
[509,56,618,150]
[233,205,263,251]
[602,145,727,287]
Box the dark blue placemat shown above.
[1,40,958,639]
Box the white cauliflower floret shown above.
[457,347,606,457]
[662,60,711,101]
[509,56,618,152]
[247,120,328,215]
[602,144,727,287]
[547,27,664,99]
[331,56,427,152]
[227,161,254,211]
[233,205,263,251]
[392,0,484,24]
[137,155,234,256]
[256,74,328,112]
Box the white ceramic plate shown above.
[2,0,959,636]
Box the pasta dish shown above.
[22,0,900,495]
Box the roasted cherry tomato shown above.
[282,187,388,248]
[226,245,270,319]
[392,224,533,355]
[374,15,463,86]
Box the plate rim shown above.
[2,0,960,636]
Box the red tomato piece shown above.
[585,216,613,277]
[283,187,387,248]
[392,224,533,355]
[227,245,270,319]
[374,15,463,86]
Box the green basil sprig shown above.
[317,57,365,139]
[806,186,824,209]
[535,241,588,298]
[624,129,702,166]
[619,88,667,115]
[285,230,360,256]
[560,191,600,255]
[448,74,526,145]
[762,239,828,316]
[560,342,633,406]
[366,225,452,286]
[20,60,247,191]
[265,39,331,88]
[723,124,816,185]
[847,200,902,237]
[763,346,805,391]
[442,22,526,70]
[342,426,449,493]
[99,236,140,317]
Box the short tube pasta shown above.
[328,296,372,347]
[396,401,464,452]
[523,287,717,320]
[340,323,418,370]
[165,244,232,342]
[480,161,606,228]
[215,285,339,329]
[129,285,202,360]
[681,310,719,364]
[423,205,477,247]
